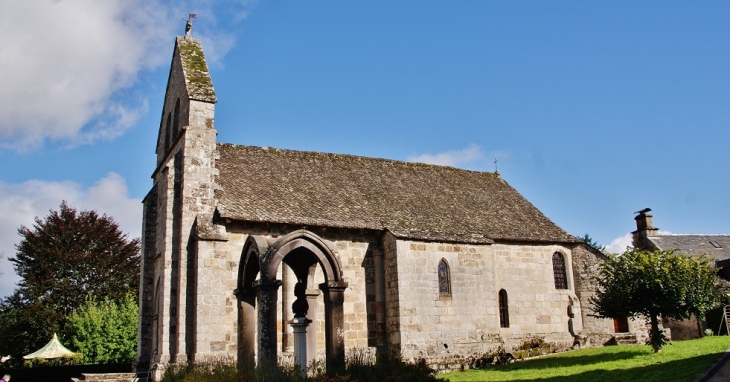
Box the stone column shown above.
[321,281,348,374]
[254,279,282,363]
[235,290,256,365]
[372,248,386,350]
[289,317,312,375]
[305,288,320,365]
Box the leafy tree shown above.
[0,202,140,366]
[591,248,722,352]
[11,201,140,315]
[66,294,138,364]
[0,293,65,365]
[582,233,607,254]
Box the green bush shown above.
[65,294,138,364]
[512,337,552,360]
[159,350,447,382]
[23,353,83,368]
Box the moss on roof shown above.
[177,36,216,103]
[214,144,579,244]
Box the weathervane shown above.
[185,13,197,36]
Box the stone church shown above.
[136,33,623,379]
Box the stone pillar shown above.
[236,291,256,365]
[373,248,386,350]
[255,279,282,363]
[305,288,320,365]
[321,281,348,375]
[281,266,291,351]
[289,317,312,375]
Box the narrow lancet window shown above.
[438,258,451,296]
[553,252,568,289]
[499,289,509,328]
[164,113,172,151]
[173,98,181,138]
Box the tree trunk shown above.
[648,314,666,353]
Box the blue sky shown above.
[1,1,728,297]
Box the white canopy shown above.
[23,333,79,359]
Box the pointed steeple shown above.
[155,34,216,165]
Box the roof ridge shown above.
[216,142,501,176]
[656,233,730,237]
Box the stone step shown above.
[613,333,638,345]
[71,373,139,382]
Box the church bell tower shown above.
[138,24,219,378]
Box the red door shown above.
[614,317,629,333]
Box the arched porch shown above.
[235,230,348,373]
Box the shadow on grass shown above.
[494,348,649,371]
[482,352,725,382]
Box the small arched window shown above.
[173,98,181,138]
[438,258,451,296]
[499,289,509,328]
[553,252,568,289]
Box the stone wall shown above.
[190,238,239,360]
[392,239,580,369]
[137,186,157,370]
[182,233,625,371]
[570,244,614,346]
[663,316,702,340]
[570,244,651,346]
[383,232,401,352]
[144,212,627,377]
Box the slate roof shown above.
[648,235,730,261]
[214,144,579,244]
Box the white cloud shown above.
[0,0,256,150]
[605,233,633,254]
[605,230,675,254]
[0,173,142,298]
[408,144,507,170]
[0,1,173,149]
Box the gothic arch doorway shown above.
[235,230,348,373]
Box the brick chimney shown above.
[632,209,659,250]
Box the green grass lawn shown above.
[441,336,729,382]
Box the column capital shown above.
[288,317,313,327]
[234,288,257,299]
[253,279,282,291]
[372,248,384,258]
[320,280,348,292]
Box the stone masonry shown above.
[137,34,635,381]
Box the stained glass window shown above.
[438,259,451,296]
[553,252,568,289]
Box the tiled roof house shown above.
[632,211,730,340]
